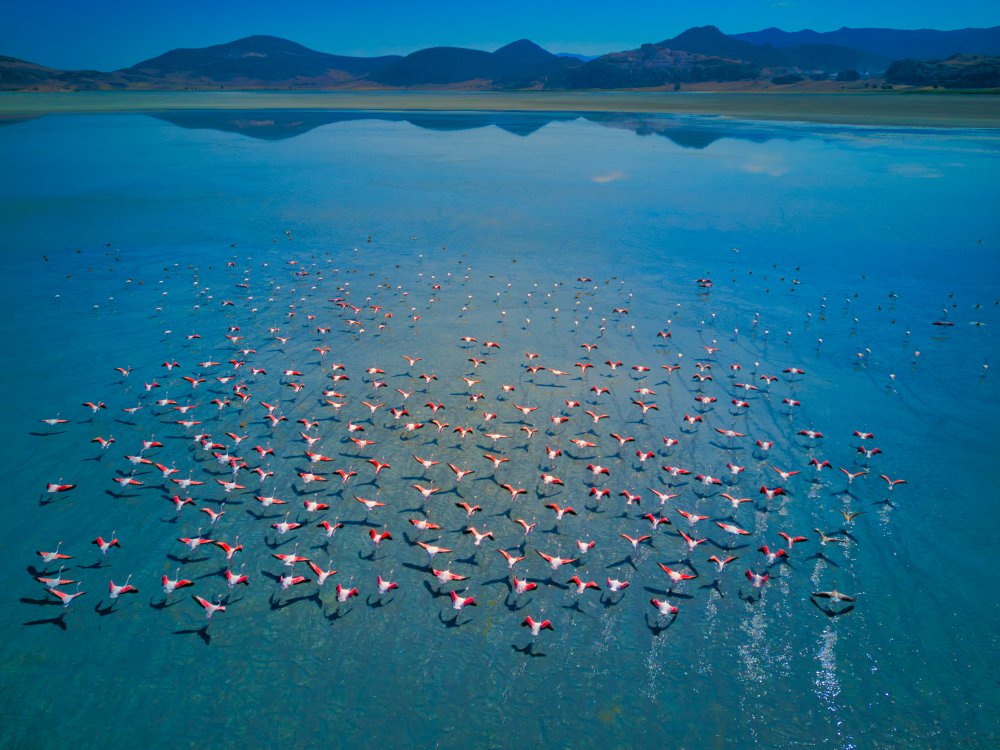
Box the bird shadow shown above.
[708,541,751,553]
[806,552,841,567]
[700,579,725,597]
[341,518,379,529]
[646,614,676,635]
[504,595,531,612]
[561,599,590,614]
[439,611,471,628]
[19,595,61,607]
[325,606,353,622]
[421,580,450,599]
[269,591,319,611]
[173,625,211,646]
[197,567,227,580]
[167,553,209,565]
[600,593,627,608]
[105,489,140,500]
[658,556,693,567]
[512,642,546,657]
[149,596,183,610]
[94,600,122,617]
[607,556,638,570]
[810,597,855,618]
[23,613,68,630]
[246,509,283,521]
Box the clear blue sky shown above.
[3,0,997,70]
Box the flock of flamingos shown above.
[28,249,906,650]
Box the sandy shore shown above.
[1,90,999,128]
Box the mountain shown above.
[494,39,556,66]
[553,42,761,89]
[4,27,999,92]
[886,54,1000,88]
[367,39,579,87]
[119,35,401,87]
[0,55,126,90]
[655,26,886,72]
[551,25,885,89]
[0,55,63,87]
[667,26,773,63]
[734,26,1000,61]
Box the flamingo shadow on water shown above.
[325,605,353,622]
[512,641,546,657]
[646,614,676,635]
[269,590,320,611]
[23,613,68,630]
[173,624,211,646]
[810,597,855,618]
[19,594,61,607]
[366,594,396,609]
[504,592,532,612]
[439,610,472,628]
[149,595,185,610]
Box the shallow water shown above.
[1,109,998,749]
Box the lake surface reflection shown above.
[1,108,998,749]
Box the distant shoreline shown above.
[2,91,999,128]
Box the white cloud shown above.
[740,156,789,177]
[888,163,943,179]
[591,171,626,183]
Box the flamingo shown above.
[521,616,554,637]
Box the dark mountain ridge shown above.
[663,25,887,71]
[367,39,578,87]
[4,26,998,92]
[122,34,401,85]
[734,26,1000,60]
[547,25,887,89]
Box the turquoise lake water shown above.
[1,107,998,749]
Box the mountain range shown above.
[3,25,999,92]
[733,26,1000,61]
